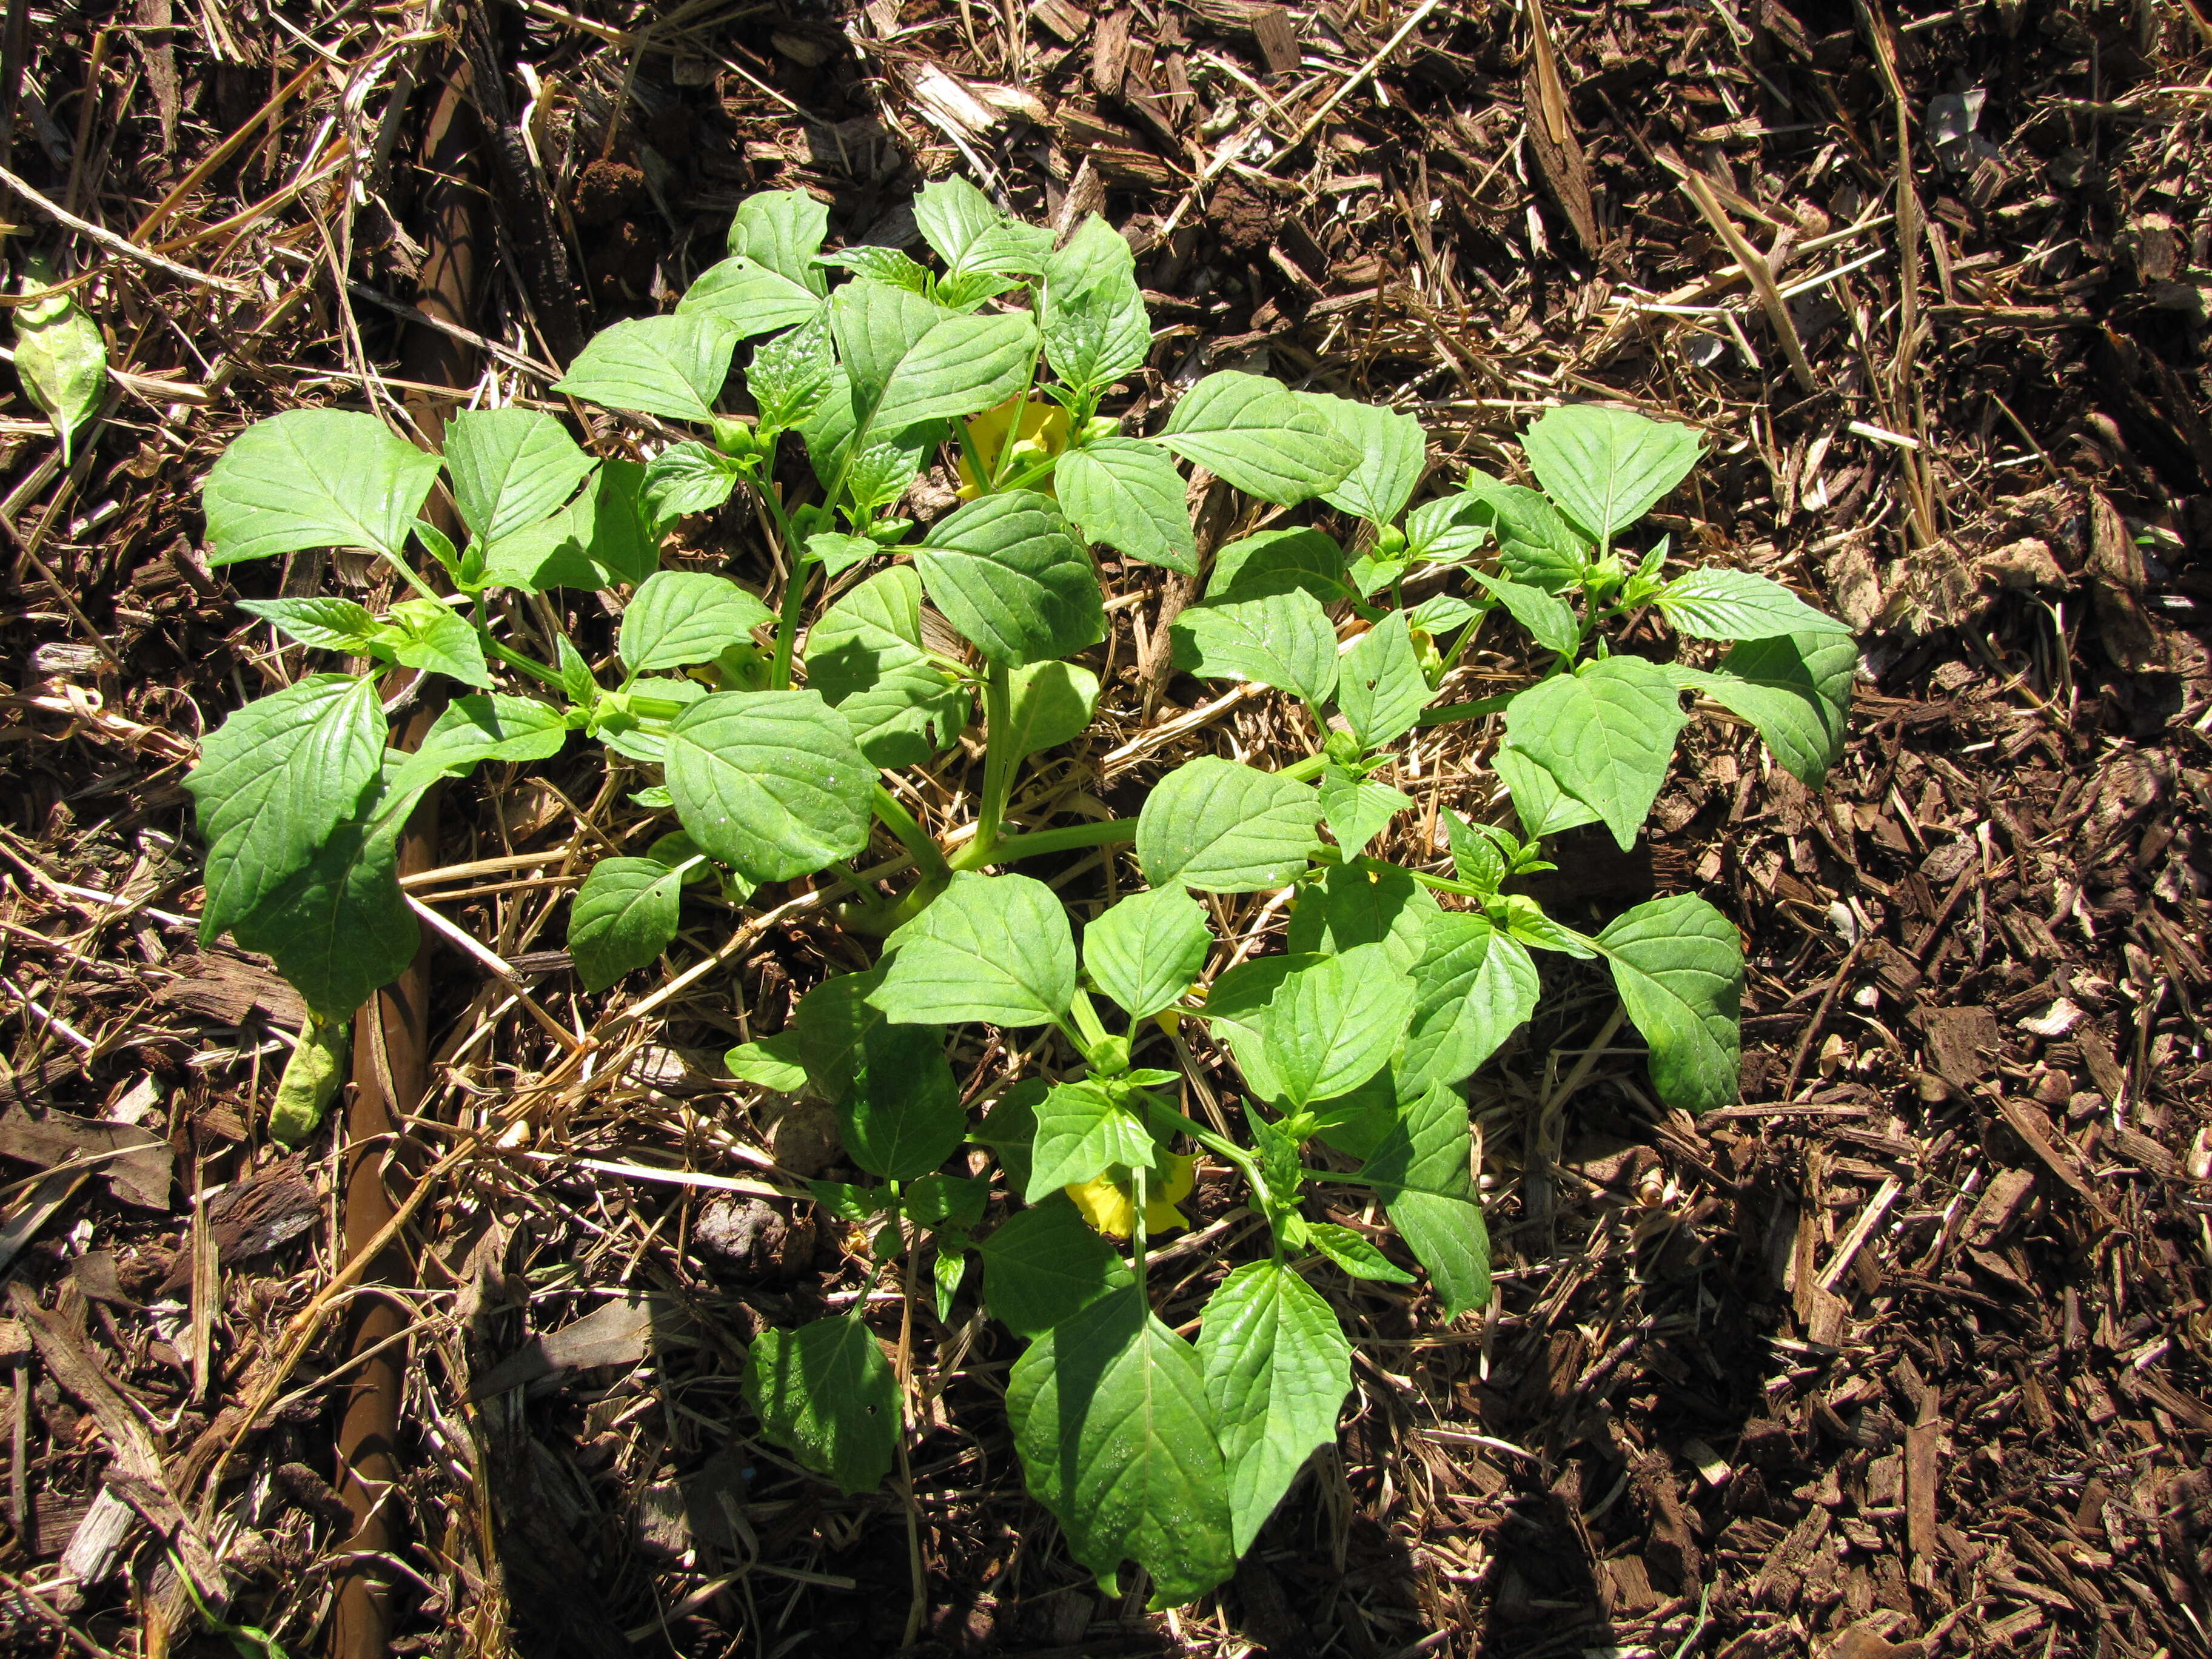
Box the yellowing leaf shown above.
[13,264,105,460]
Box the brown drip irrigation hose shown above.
[326,61,486,1659]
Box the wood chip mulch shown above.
[0,0,2207,1655]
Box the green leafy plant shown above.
[189,177,1852,1606]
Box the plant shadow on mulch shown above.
[2,0,2211,1655]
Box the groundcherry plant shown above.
[189,179,1852,1606]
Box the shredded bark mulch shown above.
[0,0,2207,1655]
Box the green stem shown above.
[970,662,1017,864]
[1159,1104,1268,1199]
[1131,1163,1149,1301]
[381,549,565,692]
[770,552,809,692]
[1278,753,1329,783]
[952,417,993,494]
[957,816,1135,870]
[1414,692,1513,728]
[1000,452,1062,495]
[988,351,1044,489]
[1067,987,1110,1050]
[873,785,951,882]
[747,471,812,691]
[1408,868,1488,899]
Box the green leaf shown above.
[1318,765,1409,859]
[1597,893,1743,1111]
[1408,594,1478,636]
[788,968,964,1175]
[229,785,420,1021]
[1306,1222,1415,1283]
[809,1179,890,1221]
[664,690,871,881]
[1256,943,1417,1108]
[916,490,1104,668]
[553,315,736,423]
[1159,372,1358,506]
[872,310,1041,434]
[821,244,936,295]
[568,857,684,991]
[1299,392,1426,526]
[1054,438,1196,575]
[829,279,945,401]
[1336,612,1430,748]
[1490,742,1602,837]
[728,189,831,289]
[1197,1259,1352,1554]
[913,176,1004,266]
[933,1239,970,1321]
[1039,214,1149,390]
[805,565,967,767]
[843,432,935,515]
[745,1318,899,1496]
[677,255,823,339]
[748,312,837,432]
[793,967,910,1096]
[843,1035,965,1179]
[186,674,385,939]
[1682,628,1855,785]
[234,597,381,653]
[1441,811,1509,893]
[1136,757,1322,893]
[1503,656,1687,850]
[1403,490,1493,565]
[1397,912,1540,1094]
[1359,1082,1490,1317]
[805,531,879,576]
[12,280,105,459]
[402,694,569,789]
[908,1173,990,1232]
[1197,954,1319,1105]
[619,571,774,673]
[1346,551,1409,600]
[978,1195,1133,1338]
[1523,404,1701,543]
[1007,1286,1236,1607]
[381,602,490,688]
[1460,474,1590,593]
[975,1076,1045,1192]
[203,410,441,566]
[1084,885,1212,1022]
[640,441,742,528]
[1170,588,1338,706]
[478,458,659,592]
[1472,571,1581,659]
[1004,659,1099,758]
[874,871,1076,1028]
[791,968,885,1103]
[444,408,594,548]
[1496,892,1595,959]
[1207,526,1349,603]
[1024,1080,1156,1201]
[1042,212,1134,298]
[727,1030,809,1093]
[914,176,1024,269]
[1657,568,1837,642]
[1285,859,1436,970]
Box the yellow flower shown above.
[956,396,1071,498]
[1065,1152,1196,1240]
